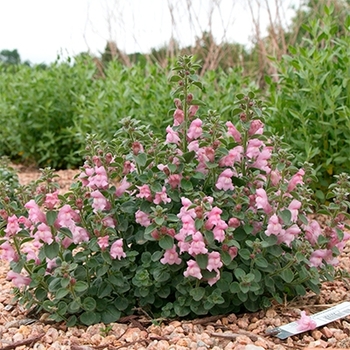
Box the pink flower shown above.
[255,188,272,214]
[22,244,40,264]
[7,271,31,288]
[265,214,284,236]
[277,224,301,246]
[205,207,223,230]
[270,170,281,186]
[226,121,241,142]
[34,223,54,244]
[173,108,184,125]
[44,191,59,209]
[71,226,90,244]
[102,216,116,228]
[183,260,202,280]
[248,120,264,135]
[0,241,18,262]
[46,257,57,272]
[246,139,264,159]
[288,199,302,222]
[115,177,130,197]
[166,126,180,145]
[4,215,20,237]
[122,161,136,175]
[296,311,317,332]
[207,251,223,271]
[213,220,228,242]
[135,210,151,227]
[219,146,243,167]
[136,184,152,201]
[153,186,171,205]
[303,220,322,246]
[168,174,182,189]
[97,236,109,251]
[309,249,333,267]
[160,245,181,265]
[25,200,46,224]
[228,246,238,260]
[216,169,234,191]
[56,204,80,229]
[88,166,109,189]
[110,239,126,260]
[208,271,221,286]
[187,118,203,140]
[288,169,305,192]
[188,231,208,256]
[189,105,199,117]
[188,140,199,152]
[251,147,272,173]
[91,190,110,212]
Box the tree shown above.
[0,49,21,65]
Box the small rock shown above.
[311,329,323,340]
[12,332,24,342]
[265,309,277,318]
[321,326,333,338]
[243,345,265,350]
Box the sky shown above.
[0,0,299,64]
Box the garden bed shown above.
[0,166,350,350]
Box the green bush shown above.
[0,55,257,169]
[0,58,96,169]
[266,5,350,198]
[1,56,349,326]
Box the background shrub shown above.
[266,7,350,199]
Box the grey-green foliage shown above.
[266,5,350,198]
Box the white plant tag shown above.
[269,301,350,339]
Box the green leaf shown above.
[190,287,206,301]
[115,297,129,311]
[255,256,269,268]
[230,281,240,293]
[195,254,208,269]
[234,268,246,280]
[180,179,193,191]
[159,235,174,250]
[55,288,69,299]
[238,248,250,260]
[82,297,96,311]
[279,209,291,225]
[182,151,195,163]
[280,269,294,283]
[120,200,136,214]
[44,242,59,260]
[169,75,182,82]
[80,311,100,326]
[46,211,57,226]
[74,281,88,293]
[135,153,147,167]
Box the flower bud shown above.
[151,229,160,240]
[228,218,240,228]
[174,98,182,109]
[132,142,143,155]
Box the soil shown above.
[1,166,350,349]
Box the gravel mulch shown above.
[0,167,350,350]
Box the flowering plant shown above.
[1,56,350,326]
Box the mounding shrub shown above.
[0,56,349,326]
